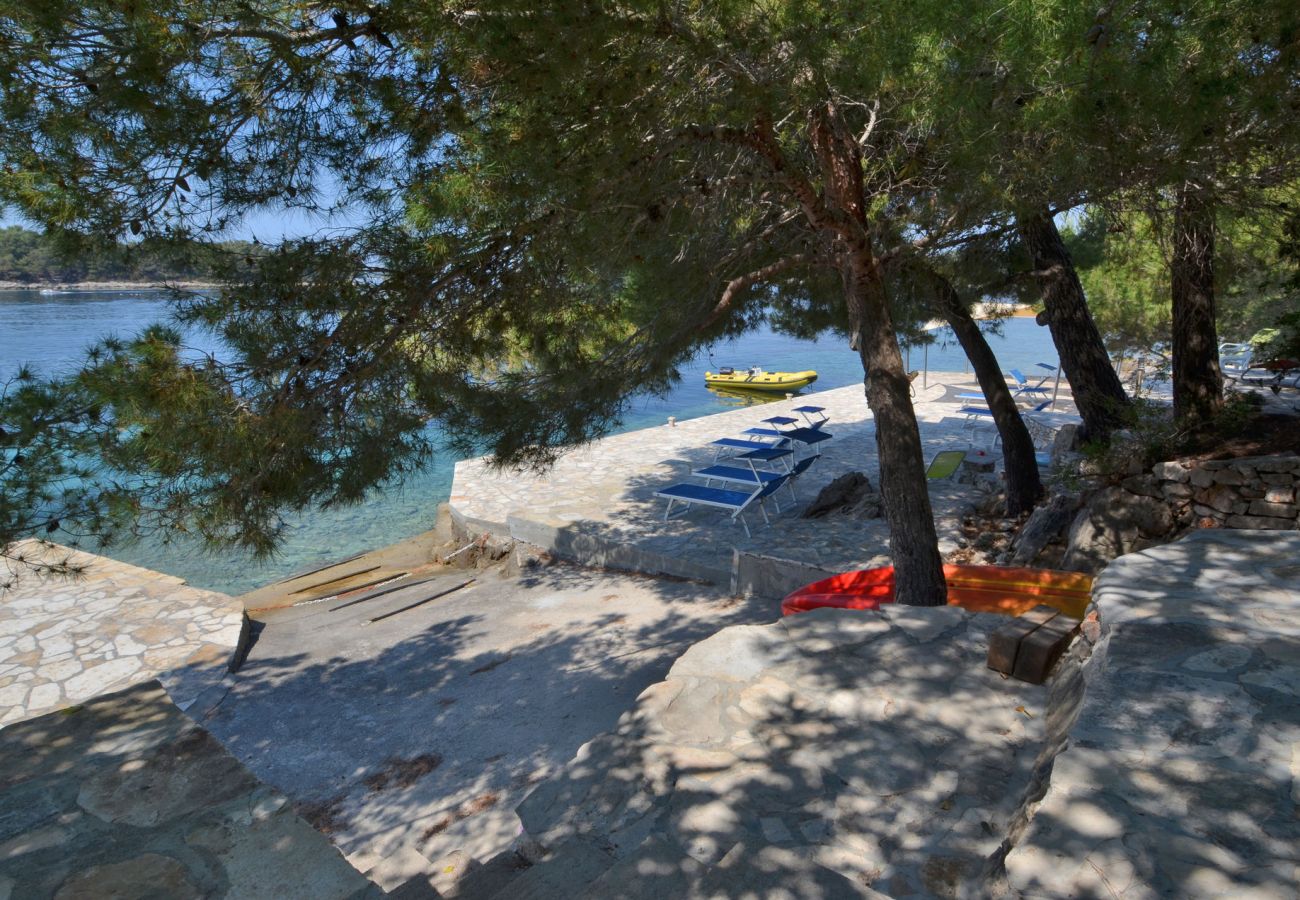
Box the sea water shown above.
[1,290,1059,593]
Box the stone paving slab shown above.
[0,680,379,899]
[451,375,1075,585]
[1005,529,1300,898]
[0,541,247,727]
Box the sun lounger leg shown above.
[737,513,751,538]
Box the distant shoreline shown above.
[973,302,1040,319]
[0,281,219,291]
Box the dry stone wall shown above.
[1149,452,1300,530]
[1055,452,1300,575]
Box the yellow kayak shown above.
[704,366,818,392]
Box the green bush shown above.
[1080,393,1264,477]
[1251,310,1300,364]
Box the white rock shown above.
[63,657,142,702]
[25,682,62,712]
[0,682,30,710]
[113,634,147,657]
[668,624,798,682]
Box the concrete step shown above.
[384,877,442,899]
[487,837,615,900]
[692,841,882,898]
[363,846,440,896]
[576,834,704,899]
[436,849,532,898]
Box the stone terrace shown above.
[0,541,248,727]
[1005,529,1300,897]
[451,375,1071,586]
[484,530,1299,898]
[509,603,1056,897]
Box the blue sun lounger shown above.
[693,454,820,505]
[742,427,790,442]
[654,473,792,537]
[792,405,829,428]
[712,436,789,459]
[745,425,833,458]
[962,400,1049,446]
[735,446,793,471]
[783,426,833,448]
[1009,368,1051,397]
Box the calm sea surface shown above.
[1,289,1059,593]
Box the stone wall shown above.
[1056,451,1300,574]
[1144,452,1300,530]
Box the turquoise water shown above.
[1,290,1059,593]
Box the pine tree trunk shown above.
[1171,181,1223,422]
[932,272,1043,516]
[1018,209,1130,441]
[799,103,946,607]
[846,250,947,607]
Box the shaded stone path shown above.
[0,541,247,727]
[201,564,778,888]
[478,531,1299,898]
[1005,529,1300,898]
[0,681,379,899]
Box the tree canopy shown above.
[2,0,1299,593]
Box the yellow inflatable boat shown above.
[704,366,818,392]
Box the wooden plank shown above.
[1011,615,1082,685]
[268,551,369,586]
[289,565,381,595]
[290,570,402,606]
[986,605,1060,675]
[367,579,475,624]
[330,575,441,612]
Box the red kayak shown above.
[781,564,1093,619]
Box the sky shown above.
[1,163,366,243]
[1,203,358,243]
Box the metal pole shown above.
[923,343,929,389]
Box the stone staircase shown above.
[481,833,872,899]
[361,844,536,898]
